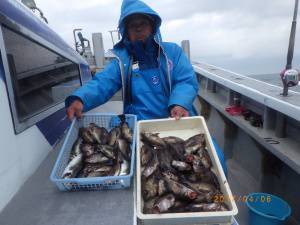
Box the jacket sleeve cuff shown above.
[168,99,190,112]
[65,95,84,108]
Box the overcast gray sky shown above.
[35,0,300,75]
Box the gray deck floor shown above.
[0,101,239,225]
[0,101,134,225]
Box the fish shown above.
[185,134,206,147]
[96,144,115,159]
[89,123,109,144]
[194,191,216,203]
[157,179,168,196]
[164,176,198,200]
[189,154,207,174]
[119,159,129,176]
[100,127,109,144]
[168,143,186,161]
[171,160,192,171]
[113,160,121,176]
[186,181,216,194]
[157,147,173,170]
[87,166,112,177]
[143,197,158,214]
[185,143,203,155]
[185,202,228,212]
[161,170,179,182]
[84,153,111,164]
[141,133,167,148]
[141,144,153,166]
[169,200,189,213]
[69,138,82,161]
[119,114,133,143]
[81,144,94,157]
[108,126,121,146]
[200,169,220,189]
[153,194,176,213]
[116,138,131,160]
[142,152,159,178]
[142,176,158,200]
[162,136,185,145]
[79,127,94,144]
[62,153,83,178]
[198,148,212,169]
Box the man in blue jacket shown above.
[66,0,228,175]
[66,0,198,121]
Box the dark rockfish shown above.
[168,143,186,161]
[108,126,121,146]
[157,147,173,170]
[62,153,83,178]
[143,197,158,214]
[200,169,220,189]
[198,148,212,169]
[141,144,153,166]
[143,152,159,178]
[119,114,133,143]
[171,160,192,171]
[186,202,228,212]
[69,138,82,161]
[84,153,111,164]
[186,181,216,194]
[162,136,184,145]
[141,132,167,148]
[185,134,206,147]
[164,176,198,200]
[157,179,168,196]
[169,201,189,213]
[142,176,158,200]
[80,144,94,157]
[96,144,115,159]
[89,123,109,144]
[87,166,112,177]
[116,138,131,160]
[119,159,129,176]
[153,194,176,213]
[161,170,179,182]
[79,127,94,144]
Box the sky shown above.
[34,0,300,75]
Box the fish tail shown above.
[118,114,126,124]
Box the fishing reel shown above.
[280,68,300,96]
[281,68,299,87]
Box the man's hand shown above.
[66,100,83,120]
[170,105,189,120]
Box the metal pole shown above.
[92,33,105,69]
[282,0,299,96]
[286,0,299,70]
[181,40,191,61]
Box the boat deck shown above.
[0,101,240,225]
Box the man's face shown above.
[126,16,153,42]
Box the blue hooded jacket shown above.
[66,0,199,120]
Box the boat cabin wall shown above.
[0,47,52,212]
[0,1,92,212]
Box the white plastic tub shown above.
[136,116,238,225]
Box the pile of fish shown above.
[140,133,229,214]
[62,115,132,179]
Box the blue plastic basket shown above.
[50,113,137,191]
[246,193,291,225]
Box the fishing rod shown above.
[281,0,299,96]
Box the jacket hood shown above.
[115,0,162,48]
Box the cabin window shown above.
[2,27,80,128]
